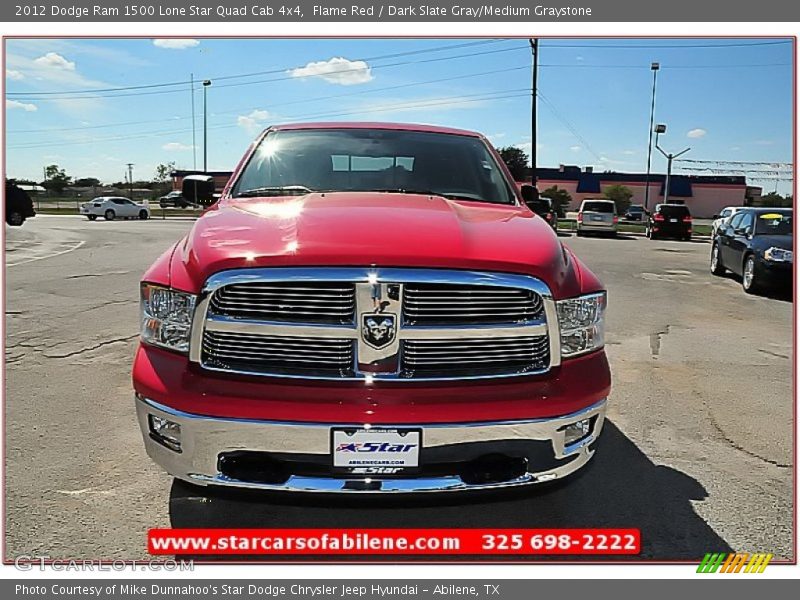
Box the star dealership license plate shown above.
[332,428,421,473]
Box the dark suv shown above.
[5,180,36,226]
[646,203,692,241]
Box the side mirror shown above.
[520,184,539,207]
[182,174,215,207]
[712,214,719,220]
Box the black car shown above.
[158,190,196,209]
[528,196,558,232]
[711,208,792,293]
[646,203,692,241]
[624,204,646,222]
[5,180,36,226]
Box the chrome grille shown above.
[192,268,559,381]
[209,282,356,325]
[402,336,550,378]
[202,331,355,377]
[403,283,544,325]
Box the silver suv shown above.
[577,199,618,237]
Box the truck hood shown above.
[171,192,583,297]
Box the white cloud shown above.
[33,52,75,71]
[7,99,37,112]
[730,146,741,152]
[6,69,24,80]
[569,145,582,152]
[622,149,636,156]
[152,39,200,50]
[755,139,774,146]
[576,56,585,62]
[162,142,194,151]
[687,128,707,139]
[289,57,373,86]
[237,109,271,132]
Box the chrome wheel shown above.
[710,244,725,276]
[742,256,757,293]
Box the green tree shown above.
[154,161,176,194]
[497,146,530,181]
[603,184,634,214]
[73,177,101,187]
[41,164,71,195]
[540,185,572,218]
[757,191,793,208]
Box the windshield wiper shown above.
[371,188,488,202]
[234,185,315,198]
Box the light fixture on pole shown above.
[654,124,690,204]
[202,80,212,173]
[644,62,660,212]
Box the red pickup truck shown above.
[133,122,610,493]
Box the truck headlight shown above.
[764,247,793,262]
[140,284,196,353]
[556,292,606,358]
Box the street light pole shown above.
[644,62,660,212]
[529,38,538,187]
[190,73,197,170]
[126,163,134,200]
[202,80,212,173]
[655,126,690,204]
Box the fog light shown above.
[148,414,182,452]
[563,418,592,447]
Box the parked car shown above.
[711,206,745,238]
[5,180,35,226]
[711,208,792,293]
[576,199,618,237]
[80,196,150,221]
[159,190,196,209]
[623,204,646,222]
[133,122,610,494]
[527,195,558,232]
[646,203,692,241]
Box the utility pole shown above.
[644,62,660,212]
[203,80,212,173]
[190,73,197,170]
[126,163,134,200]
[529,38,539,187]
[654,126,690,204]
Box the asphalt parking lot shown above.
[4,215,793,561]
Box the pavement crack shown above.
[758,348,790,359]
[65,271,130,280]
[43,334,138,359]
[708,413,790,469]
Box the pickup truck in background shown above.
[132,122,611,493]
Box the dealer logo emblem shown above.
[362,314,397,349]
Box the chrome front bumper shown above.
[135,396,607,493]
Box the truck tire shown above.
[104,209,115,221]
[7,211,24,226]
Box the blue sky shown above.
[4,37,794,194]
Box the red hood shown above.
[168,192,584,297]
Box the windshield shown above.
[232,128,515,205]
[755,211,792,236]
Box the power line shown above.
[677,158,792,168]
[7,89,531,150]
[537,90,602,162]
[542,40,792,49]
[7,42,527,101]
[6,39,510,97]
[8,64,532,135]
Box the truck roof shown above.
[269,121,484,138]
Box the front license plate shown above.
[332,428,421,471]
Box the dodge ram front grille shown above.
[401,336,550,378]
[403,283,544,325]
[202,331,355,377]
[191,268,559,381]
[209,282,356,325]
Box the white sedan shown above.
[80,197,151,221]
